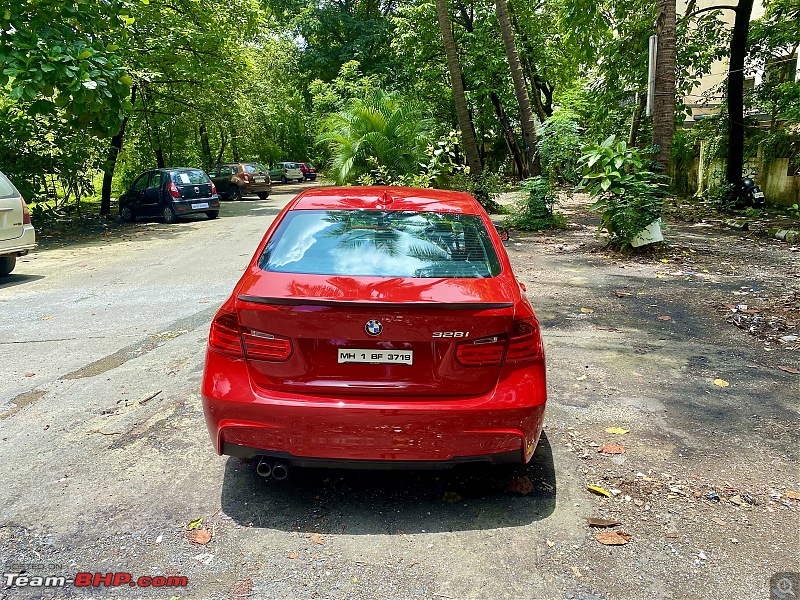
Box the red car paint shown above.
[201,187,547,468]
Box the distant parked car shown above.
[119,168,220,224]
[0,170,35,276]
[269,162,303,183]
[299,162,317,181]
[209,162,271,201]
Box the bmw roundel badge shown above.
[365,319,383,336]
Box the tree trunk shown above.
[100,86,136,216]
[490,91,525,180]
[231,129,240,162]
[435,0,483,176]
[652,0,677,172]
[628,92,647,147]
[215,128,228,166]
[200,122,213,171]
[495,0,540,176]
[725,0,754,187]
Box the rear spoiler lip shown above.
[237,294,514,310]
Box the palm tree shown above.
[435,0,483,176]
[495,0,540,177]
[316,89,431,185]
[652,0,676,172]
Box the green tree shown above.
[316,88,431,184]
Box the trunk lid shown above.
[172,170,213,200]
[235,272,518,397]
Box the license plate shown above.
[254,176,266,183]
[338,348,413,365]
[753,191,764,198]
[191,202,209,209]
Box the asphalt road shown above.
[0,184,797,599]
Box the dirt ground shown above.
[0,186,798,599]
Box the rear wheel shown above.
[0,255,16,276]
[119,205,134,222]
[163,205,178,224]
[257,192,270,200]
[206,210,219,220]
[228,185,242,201]
[281,175,287,183]
[297,177,304,183]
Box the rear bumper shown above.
[0,224,36,256]
[173,198,220,215]
[201,349,547,466]
[243,183,271,194]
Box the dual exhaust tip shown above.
[256,457,289,480]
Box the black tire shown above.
[206,210,219,220]
[257,192,270,200]
[228,185,242,201]
[297,178,304,183]
[119,205,134,222]
[280,175,287,183]
[0,255,16,276]
[162,205,178,224]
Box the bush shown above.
[507,177,567,230]
[536,111,584,185]
[578,135,666,249]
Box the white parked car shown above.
[0,171,36,276]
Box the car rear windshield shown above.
[245,164,267,174]
[171,170,209,185]
[0,172,17,198]
[259,210,502,278]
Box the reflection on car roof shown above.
[292,186,481,214]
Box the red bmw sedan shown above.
[201,187,547,476]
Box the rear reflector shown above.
[456,318,542,367]
[208,310,243,357]
[505,318,542,363]
[242,329,292,362]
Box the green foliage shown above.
[537,111,584,185]
[316,88,432,185]
[0,0,132,136]
[578,135,666,249]
[507,176,567,230]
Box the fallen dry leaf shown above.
[193,529,212,545]
[580,307,595,314]
[571,566,582,578]
[506,476,533,495]
[665,532,679,539]
[288,552,299,559]
[546,539,555,548]
[587,518,621,528]
[777,366,800,375]
[713,378,730,387]
[595,531,632,545]
[658,315,671,321]
[587,485,612,498]
[24,372,35,377]
[186,518,203,531]
[605,427,630,435]
[310,533,323,545]
[784,491,800,500]
[597,443,625,455]
[613,290,632,297]
[442,491,463,503]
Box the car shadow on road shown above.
[0,273,45,289]
[220,432,556,534]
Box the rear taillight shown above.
[284,168,288,173]
[455,318,542,367]
[456,335,505,366]
[242,329,292,362]
[210,181,217,195]
[243,173,250,183]
[209,310,243,357]
[505,318,542,363]
[21,196,31,225]
[168,182,181,198]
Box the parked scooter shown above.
[739,177,765,208]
